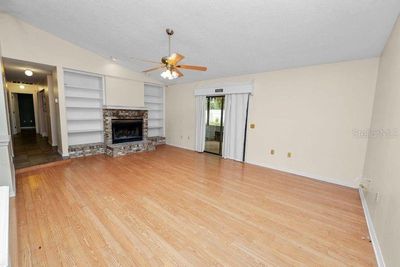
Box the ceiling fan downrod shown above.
[166,28,174,57]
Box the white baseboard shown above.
[245,160,357,188]
[165,142,194,151]
[359,188,385,267]
[0,186,9,267]
[58,148,69,158]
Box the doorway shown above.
[17,93,36,128]
[3,57,62,169]
[205,96,224,155]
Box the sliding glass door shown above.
[205,96,224,155]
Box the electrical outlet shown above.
[375,192,380,202]
[287,152,292,158]
[270,149,275,155]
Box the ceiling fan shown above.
[141,29,207,80]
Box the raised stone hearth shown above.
[68,142,105,158]
[105,141,155,157]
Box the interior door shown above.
[18,93,36,128]
[204,96,224,155]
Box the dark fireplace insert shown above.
[112,119,143,144]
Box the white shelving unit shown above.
[64,70,104,146]
[144,84,164,137]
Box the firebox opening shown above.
[112,119,143,144]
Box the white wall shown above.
[166,58,379,188]
[0,48,15,197]
[362,17,400,267]
[105,76,145,108]
[0,12,161,155]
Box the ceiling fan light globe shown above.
[161,69,177,80]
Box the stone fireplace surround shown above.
[68,107,165,158]
[103,108,155,157]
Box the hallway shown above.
[12,129,62,169]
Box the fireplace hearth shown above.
[112,119,143,144]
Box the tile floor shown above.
[12,129,63,169]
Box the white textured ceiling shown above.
[1,0,399,85]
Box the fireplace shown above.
[112,119,143,144]
[103,108,151,156]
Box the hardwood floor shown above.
[10,145,375,266]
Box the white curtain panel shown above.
[195,96,207,152]
[222,93,249,161]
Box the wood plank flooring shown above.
[10,145,376,266]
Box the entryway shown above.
[2,57,62,169]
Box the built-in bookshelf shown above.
[144,84,164,137]
[64,70,104,146]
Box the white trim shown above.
[165,142,194,151]
[0,186,9,267]
[245,159,357,188]
[58,147,69,158]
[63,67,164,87]
[0,135,10,147]
[163,86,166,137]
[164,144,357,188]
[195,82,254,96]
[359,188,385,267]
[63,67,103,78]
[103,105,148,110]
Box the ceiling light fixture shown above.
[161,69,178,80]
[19,85,25,89]
[24,69,33,76]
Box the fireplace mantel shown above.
[103,105,148,110]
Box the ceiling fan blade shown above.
[176,65,207,71]
[130,57,161,64]
[168,53,185,65]
[174,69,184,77]
[142,65,164,73]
